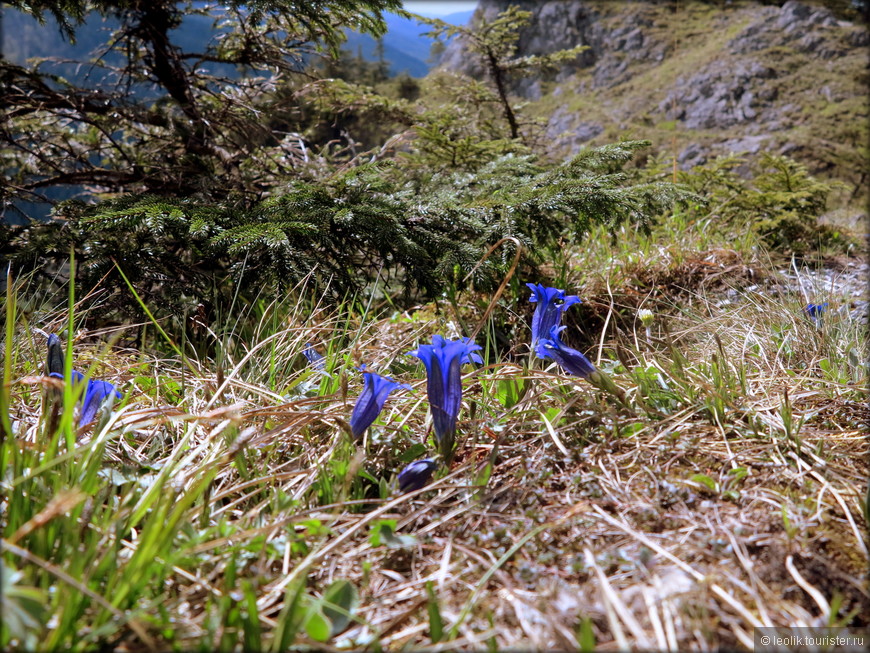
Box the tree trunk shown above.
[485,49,519,141]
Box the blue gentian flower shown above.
[527,283,581,349]
[48,370,84,385]
[397,458,438,493]
[535,325,596,378]
[535,327,629,404]
[408,335,481,460]
[303,342,326,370]
[50,371,122,427]
[460,337,485,365]
[80,379,123,426]
[48,370,122,427]
[46,334,122,427]
[349,366,409,440]
[804,303,828,319]
[46,333,65,376]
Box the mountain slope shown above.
[343,9,475,77]
[440,0,868,208]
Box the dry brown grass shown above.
[3,252,867,652]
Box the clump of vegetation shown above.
[5,1,858,325]
[11,141,693,325]
[679,153,854,256]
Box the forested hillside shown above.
[1,1,867,651]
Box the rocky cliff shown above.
[439,0,868,204]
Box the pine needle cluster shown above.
[11,141,692,318]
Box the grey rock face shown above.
[438,0,864,171]
[545,105,603,150]
[847,29,869,47]
[730,0,842,56]
[726,6,781,54]
[522,1,599,60]
[659,61,777,130]
[720,135,770,156]
[440,0,673,98]
[438,0,601,88]
[678,143,707,169]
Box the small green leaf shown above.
[358,468,380,484]
[399,443,429,463]
[542,406,560,423]
[727,467,748,481]
[495,376,527,409]
[304,605,331,642]
[576,616,596,653]
[1,564,46,641]
[781,505,795,537]
[369,519,397,548]
[689,473,718,493]
[474,461,493,489]
[619,422,645,438]
[322,580,358,636]
[273,581,308,651]
[369,519,416,548]
[426,581,443,643]
[241,580,262,653]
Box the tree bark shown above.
[486,49,519,141]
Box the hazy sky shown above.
[403,1,478,17]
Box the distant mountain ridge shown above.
[1,7,475,79]
[343,10,475,77]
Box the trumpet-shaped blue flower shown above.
[79,379,123,426]
[397,458,438,493]
[303,342,326,370]
[48,370,84,385]
[458,337,484,365]
[46,334,122,427]
[804,303,828,319]
[408,335,481,460]
[527,283,581,349]
[349,366,409,440]
[535,325,596,378]
[46,333,65,376]
[50,371,122,426]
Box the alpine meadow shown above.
[1,0,868,651]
